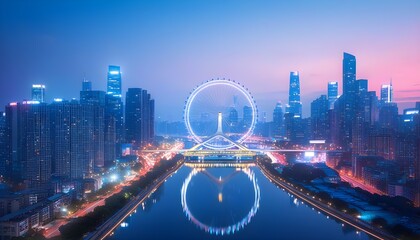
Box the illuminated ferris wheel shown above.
[184,79,258,149]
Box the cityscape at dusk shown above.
[0,1,419,240]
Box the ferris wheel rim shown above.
[184,78,258,148]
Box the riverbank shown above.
[57,155,184,240]
[257,158,397,240]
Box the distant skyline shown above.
[1,0,419,121]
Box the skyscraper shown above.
[328,82,338,109]
[80,90,106,169]
[228,107,238,132]
[311,95,329,140]
[243,106,253,130]
[31,84,46,103]
[6,102,51,188]
[343,52,356,96]
[332,52,357,150]
[106,66,124,154]
[272,102,284,138]
[288,71,302,116]
[82,79,92,91]
[356,79,368,94]
[125,88,154,148]
[107,66,122,98]
[380,83,393,103]
[0,111,9,179]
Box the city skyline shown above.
[1,0,419,121]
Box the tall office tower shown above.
[272,102,284,138]
[6,102,51,188]
[288,71,302,116]
[380,82,393,103]
[332,52,357,150]
[379,102,398,130]
[328,82,338,109]
[228,107,238,132]
[311,95,329,140]
[125,88,154,148]
[106,66,124,153]
[356,79,368,94]
[243,106,253,130]
[343,52,356,96]
[0,112,9,179]
[82,79,92,91]
[50,100,95,180]
[107,66,122,98]
[49,100,71,180]
[80,90,106,169]
[352,79,370,156]
[31,84,46,103]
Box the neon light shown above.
[9,102,17,106]
[32,84,45,88]
[109,71,120,75]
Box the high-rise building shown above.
[332,52,357,150]
[380,83,393,103]
[243,106,253,130]
[379,102,398,130]
[272,102,284,138]
[125,88,154,148]
[5,102,51,188]
[80,90,106,169]
[50,99,98,180]
[0,111,9,179]
[228,107,238,132]
[343,52,356,96]
[328,82,338,109]
[356,79,368,94]
[311,95,329,140]
[106,66,124,154]
[107,66,122,98]
[31,84,46,103]
[352,79,370,156]
[82,79,92,91]
[288,71,302,116]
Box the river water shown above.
[108,165,371,240]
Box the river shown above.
[107,165,370,240]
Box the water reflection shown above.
[181,167,260,236]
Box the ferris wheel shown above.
[184,79,258,149]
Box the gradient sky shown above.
[1,0,419,121]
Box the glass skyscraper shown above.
[381,83,393,103]
[107,65,122,98]
[31,84,46,103]
[125,88,154,148]
[343,52,356,96]
[288,71,302,116]
[328,81,338,109]
[106,65,124,154]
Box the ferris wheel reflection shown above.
[181,166,261,236]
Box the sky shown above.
[0,0,419,121]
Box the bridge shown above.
[141,112,342,160]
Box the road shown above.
[44,185,125,238]
[340,174,385,195]
[257,160,396,240]
[84,159,184,240]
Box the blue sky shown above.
[1,0,419,120]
